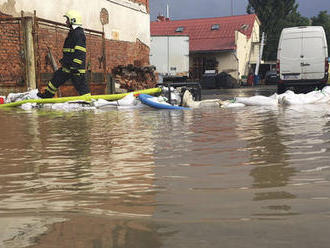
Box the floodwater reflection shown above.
[1,98,330,247]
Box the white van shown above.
[277,26,328,93]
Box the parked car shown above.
[264,70,279,85]
[277,26,328,94]
[200,71,239,89]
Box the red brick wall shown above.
[106,39,150,71]
[37,27,150,75]
[0,20,24,86]
[0,17,151,95]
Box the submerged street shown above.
[1,86,330,247]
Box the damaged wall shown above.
[0,0,150,46]
[0,0,156,95]
[0,15,156,95]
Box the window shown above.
[176,26,184,32]
[240,24,249,31]
[211,24,220,30]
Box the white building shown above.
[0,0,150,46]
[151,14,261,80]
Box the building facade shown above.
[151,14,261,81]
[0,0,154,95]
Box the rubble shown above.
[112,64,158,91]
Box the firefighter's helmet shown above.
[64,10,82,26]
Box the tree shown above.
[311,11,330,56]
[247,0,309,60]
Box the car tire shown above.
[277,84,287,94]
[318,83,326,90]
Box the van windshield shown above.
[281,38,301,59]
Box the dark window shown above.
[240,24,249,31]
[211,24,220,30]
[176,26,184,32]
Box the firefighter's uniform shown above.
[38,10,90,98]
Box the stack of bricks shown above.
[112,64,157,91]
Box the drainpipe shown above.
[255,32,265,77]
[167,36,170,75]
[232,51,239,85]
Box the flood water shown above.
[1,87,330,248]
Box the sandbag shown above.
[279,89,330,105]
[235,95,278,106]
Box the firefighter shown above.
[37,10,90,98]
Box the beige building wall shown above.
[0,0,150,46]
[250,18,261,63]
[235,19,261,79]
[188,18,260,80]
[215,52,239,79]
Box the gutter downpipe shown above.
[232,51,239,85]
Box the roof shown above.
[151,14,259,52]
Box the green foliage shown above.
[311,11,330,56]
[247,0,310,60]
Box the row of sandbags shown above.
[182,86,330,108]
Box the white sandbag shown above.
[221,101,246,108]
[182,90,221,108]
[20,103,37,110]
[7,89,39,103]
[50,102,95,111]
[279,89,330,105]
[92,99,118,108]
[321,86,330,95]
[117,93,138,106]
[92,94,140,109]
[149,96,172,106]
[235,95,278,106]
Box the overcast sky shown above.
[149,0,330,21]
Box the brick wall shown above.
[36,24,151,76]
[36,25,151,95]
[0,16,152,95]
[0,19,24,86]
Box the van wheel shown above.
[318,83,326,90]
[277,84,287,94]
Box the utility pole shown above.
[231,0,233,16]
[255,32,265,82]
[166,4,169,18]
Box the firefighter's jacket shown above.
[61,27,86,74]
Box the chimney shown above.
[157,15,166,22]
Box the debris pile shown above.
[112,64,158,91]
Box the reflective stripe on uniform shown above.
[62,67,70,73]
[74,45,86,52]
[73,58,83,65]
[48,82,57,91]
[63,48,74,53]
[46,86,56,94]
[72,69,86,76]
